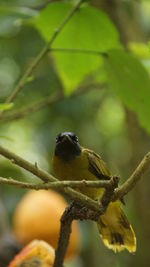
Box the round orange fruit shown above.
[13,190,81,259]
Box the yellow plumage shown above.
[98,201,136,253]
[53,134,136,253]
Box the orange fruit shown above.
[13,190,81,259]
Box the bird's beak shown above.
[62,135,73,143]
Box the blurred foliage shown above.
[0,103,14,111]
[105,49,150,132]
[0,0,150,267]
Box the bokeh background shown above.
[0,0,150,266]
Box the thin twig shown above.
[53,167,143,267]
[0,145,150,206]
[113,151,150,200]
[0,176,112,190]
[0,83,104,123]
[0,91,62,123]
[0,144,103,212]
[0,145,150,207]
[0,146,150,266]
[3,0,84,105]
[0,145,52,183]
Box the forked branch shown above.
[0,144,150,266]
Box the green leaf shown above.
[33,3,119,94]
[104,49,150,133]
[0,102,14,111]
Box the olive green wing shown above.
[83,148,111,180]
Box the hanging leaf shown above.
[104,49,150,133]
[33,3,120,94]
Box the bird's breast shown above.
[52,152,104,200]
[52,152,89,180]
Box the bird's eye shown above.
[56,135,62,143]
[71,135,78,142]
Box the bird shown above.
[52,132,136,253]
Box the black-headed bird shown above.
[52,132,136,253]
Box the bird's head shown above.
[54,132,81,161]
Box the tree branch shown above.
[53,150,150,267]
[0,145,150,207]
[0,83,104,123]
[113,151,150,200]
[0,146,150,208]
[0,92,62,123]
[53,205,73,267]
[2,0,84,106]
[0,176,113,190]
[0,145,150,266]
[53,199,113,267]
[0,144,103,212]
[53,203,102,267]
[0,145,53,183]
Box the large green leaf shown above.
[104,49,150,132]
[33,3,119,94]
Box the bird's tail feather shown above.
[97,201,136,253]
